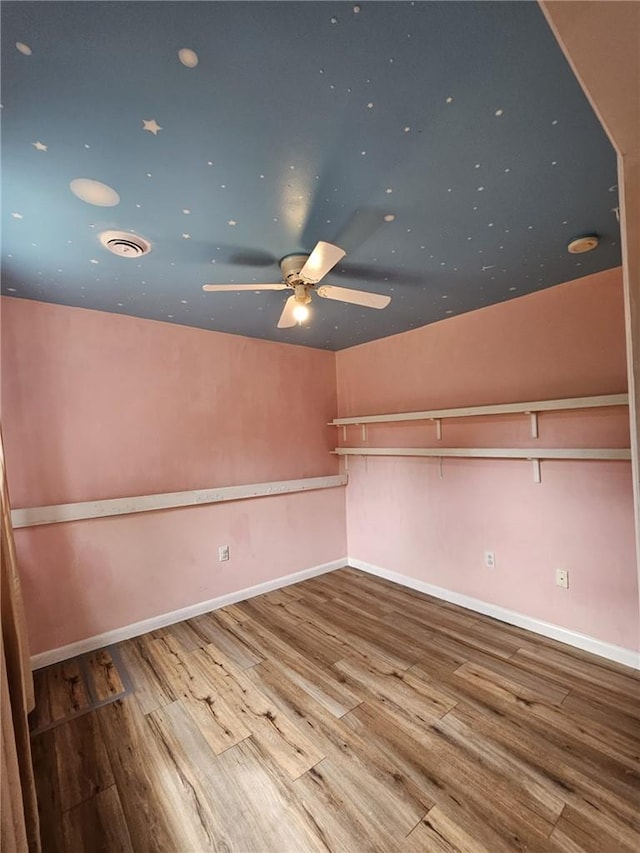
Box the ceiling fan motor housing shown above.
[280,253,311,286]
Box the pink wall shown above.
[336,268,639,652]
[3,267,637,657]
[1,298,346,654]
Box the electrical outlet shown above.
[555,569,569,589]
[484,551,496,569]
[218,545,230,562]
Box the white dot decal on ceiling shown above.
[446,96,453,103]
[142,119,162,135]
[89,259,99,264]
[11,212,23,219]
[16,42,32,55]
[182,208,190,214]
[178,48,199,68]
[385,187,393,194]
[551,161,557,166]
[384,214,395,222]
[6,287,17,293]
[84,144,90,149]
[477,186,484,191]
[227,220,237,226]
[367,102,374,109]
[353,5,361,13]
[552,120,558,125]
[495,109,503,116]
[182,233,191,239]
[181,299,188,304]
[70,178,120,207]
[404,127,411,133]
[32,141,47,152]
[330,17,338,24]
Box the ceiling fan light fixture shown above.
[293,302,310,323]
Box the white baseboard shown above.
[31,555,639,671]
[348,557,640,670]
[30,558,348,669]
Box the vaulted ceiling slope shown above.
[1,1,620,350]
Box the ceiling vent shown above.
[99,230,151,258]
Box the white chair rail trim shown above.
[12,474,348,529]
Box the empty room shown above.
[1,1,639,851]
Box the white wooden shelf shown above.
[330,393,628,428]
[332,447,630,460]
[332,447,630,483]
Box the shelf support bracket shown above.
[433,418,442,440]
[361,424,367,442]
[342,425,347,441]
[527,412,539,439]
[532,458,541,484]
[439,457,444,479]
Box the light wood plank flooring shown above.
[31,568,640,852]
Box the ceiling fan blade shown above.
[202,283,287,292]
[299,241,346,284]
[316,285,391,309]
[277,295,298,328]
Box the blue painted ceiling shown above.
[1,1,620,350]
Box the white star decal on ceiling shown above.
[11,212,24,219]
[142,119,162,135]
[32,141,48,151]
[182,233,191,239]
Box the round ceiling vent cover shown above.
[99,230,151,258]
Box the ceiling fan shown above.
[202,241,391,327]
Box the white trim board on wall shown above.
[13,473,347,529]
[348,558,640,670]
[30,558,348,669]
[31,556,639,670]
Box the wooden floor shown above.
[31,568,640,852]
